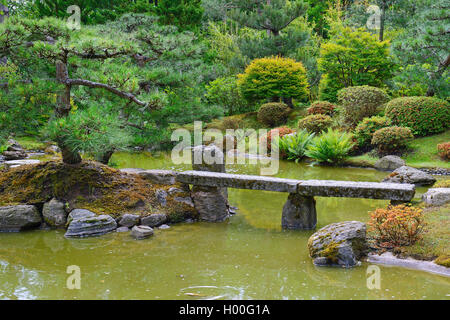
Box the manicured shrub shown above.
[371,126,414,154]
[305,128,355,164]
[298,114,332,134]
[307,101,336,116]
[337,86,390,126]
[355,116,391,148]
[238,56,309,103]
[221,117,244,130]
[276,129,315,162]
[437,142,450,161]
[368,205,426,247]
[257,102,291,127]
[260,127,294,152]
[385,97,450,136]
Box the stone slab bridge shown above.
[126,169,416,230]
[124,145,415,230]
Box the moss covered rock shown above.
[307,221,368,268]
[0,161,197,222]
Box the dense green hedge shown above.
[385,97,450,136]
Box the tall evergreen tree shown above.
[155,0,204,30]
[230,0,308,36]
[393,0,449,97]
[228,0,309,58]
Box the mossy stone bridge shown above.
[124,145,415,230]
[126,170,416,230]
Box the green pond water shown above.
[0,152,449,300]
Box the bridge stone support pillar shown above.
[191,145,229,222]
[282,193,317,230]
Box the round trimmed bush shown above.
[298,114,332,134]
[307,101,337,116]
[355,116,391,148]
[238,56,309,103]
[338,86,390,126]
[371,126,414,154]
[385,97,450,136]
[257,102,290,127]
[437,142,450,161]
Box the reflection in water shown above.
[0,152,449,299]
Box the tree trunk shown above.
[55,61,82,164]
[282,97,293,108]
[97,150,115,165]
[60,145,82,164]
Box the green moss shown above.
[0,161,197,221]
[15,136,47,151]
[435,255,450,268]
[319,241,342,263]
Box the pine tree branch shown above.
[67,78,150,107]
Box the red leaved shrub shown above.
[437,142,450,160]
[259,126,294,152]
[368,205,426,247]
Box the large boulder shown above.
[141,213,167,227]
[382,166,436,186]
[2,139,27,160]
[6,139,23,151]
[0,205,42,232]
[422,188,450,206]
[118,213,140,228]
[65,210,117,238]
[192,144,226,173]
[43,198,68,228]
[2,151,27,161]
[308,221,368,268]
[374,155,406,171]
[131,225,154,240]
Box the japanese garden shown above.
[0,0,448,301]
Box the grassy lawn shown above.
[396,204,450,267]
[350,130,450,169]
[15,136,47,151]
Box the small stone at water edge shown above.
[131,225,154,240]
[158,224,170,230]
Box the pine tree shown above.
[228,0,309,58]
[393,0,449,97]
[230,0,308,37]
[154,0,204,30]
